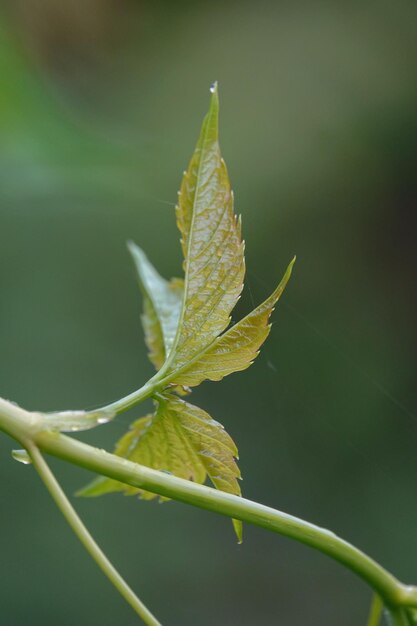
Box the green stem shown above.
[95,379,159,416]
[367,594,384,626]
[26,442,161,626]
[1,396,417,613]
[35,430,417,608]
[77,372,160,419]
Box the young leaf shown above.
[140,84,294,391]
[78,415,154,498]
[78,393,241,505]
[128,242,183,370]
[163,256,295,387]
[79,85,293,545]
[162,82,246,374]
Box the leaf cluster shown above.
[79,84,294,541]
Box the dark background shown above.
[0,2,416,624]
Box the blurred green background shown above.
[0,2,416,624]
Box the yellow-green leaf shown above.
[164,257,295,387]
[78,393,241,505]
[164,83,245,373]
[154,86,293,392]
[77,415,153,497]
[128,241,183,370]
[79,86,295,545]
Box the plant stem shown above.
[34,430,417,609]
[1,396,417,612]
[26,442,161,626]
[94,379,159,416]
[367,594,384,626]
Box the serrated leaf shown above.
[78,393,241,508]
[149,84,293,391]
[128,242,183,370]
[163,82,245,374]
[165,256,295,387]
[78,414,161,498]
[80,86,294,544]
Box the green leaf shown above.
[126,85,293,392]
[128,242,183,370]
[166,257,295,387]
[147,83,294,389]
[163,82,245,374]
[78,393,241,510]
[79,85,293,544]
[78,414,158,498]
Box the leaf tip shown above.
[280,255,296,286]
[74,485,93,498]
[210,80,218,95]
[208,81,220,117]
[126,239,142,261]
[233,518,243,544]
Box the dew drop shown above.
[12,449,32,465]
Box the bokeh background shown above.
[0,2,416,625]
